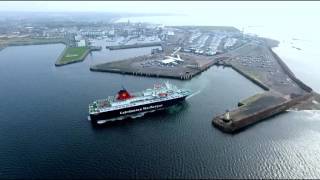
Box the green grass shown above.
[58,47,89,65]
[0,37,66,47]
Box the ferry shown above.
[88,82,192,124]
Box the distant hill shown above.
[168,26,240,32]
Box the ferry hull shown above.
[90,96,186,124]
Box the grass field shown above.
[57,47,89,65]
[0,37,66,47]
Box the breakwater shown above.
[213,92,312,133]
[90,66,198,80]
[106,42,162,50]
[212,45,315,133]
[90,46,102,51]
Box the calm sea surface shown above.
[1,15,320,178]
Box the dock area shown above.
[87,25,320,133]
[90,51,216,80]
[90,26,245,80]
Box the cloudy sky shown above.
[0,1,319,16]
[1,1,319,42]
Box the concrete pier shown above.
[90,52,216,80]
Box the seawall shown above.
[270,47,313,93]
[90,66,198,80]
[106,42,162,50]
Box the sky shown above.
[0,1,319,16]
[1,1,319,40]
[1,1,320,42]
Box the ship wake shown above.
[92,110,160,125]
[186,90,201,100]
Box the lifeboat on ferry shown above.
[158,93,168,97]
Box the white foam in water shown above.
[97,116,127,124]
[130,112,146,119]
[96,110,159,124]
[299,110,320,122]
[97,120,107,124]
[186,90,201,100]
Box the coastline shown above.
[0,38,67,48]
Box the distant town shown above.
[0,16,263,67]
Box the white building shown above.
[77,40,86,47]
[75,35,82,41]
[167,31,175,36]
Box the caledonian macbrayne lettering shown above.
[120,104,163,115]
